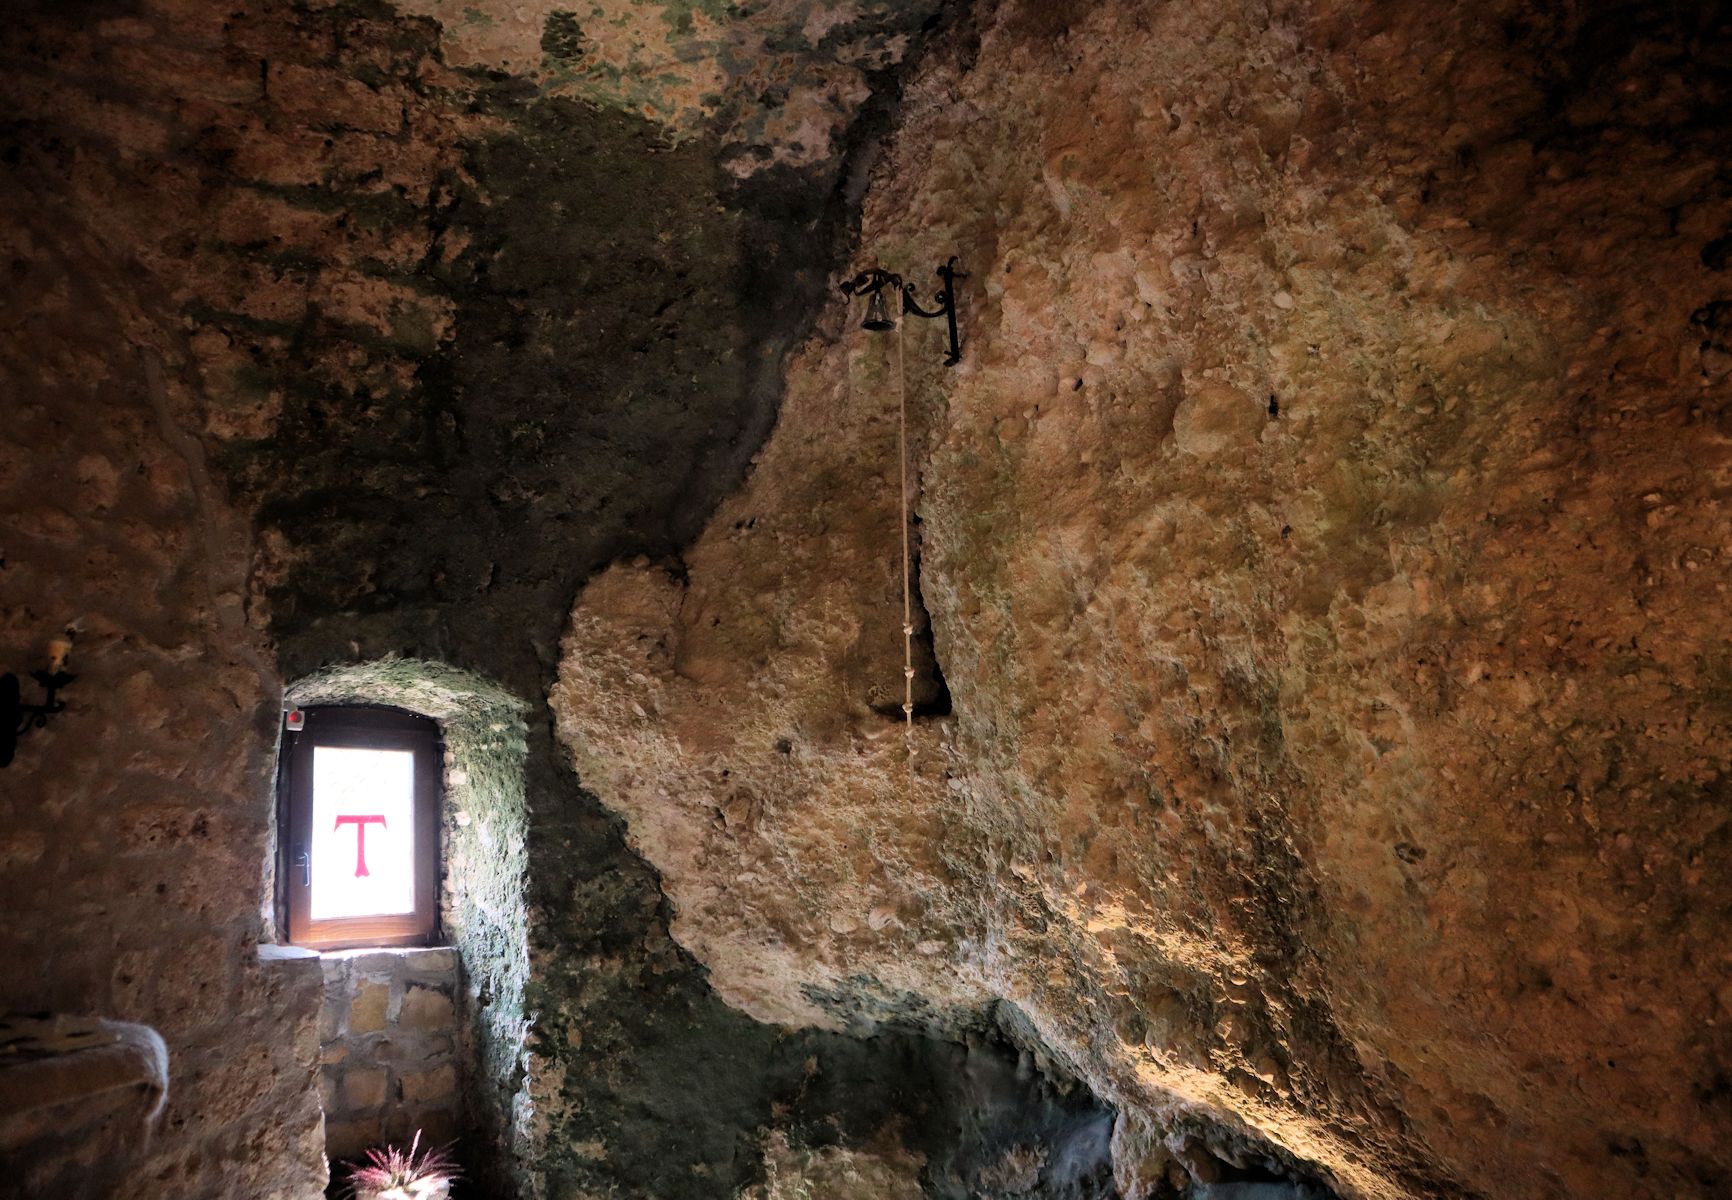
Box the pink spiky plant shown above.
[344,1130,461,1199]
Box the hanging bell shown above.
[861,288,895,332]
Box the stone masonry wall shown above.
[0,139,329,1200]
[318,947,464,1164]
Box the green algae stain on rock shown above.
[540,9,586,60]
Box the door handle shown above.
[293,844,310,887]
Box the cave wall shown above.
[552,1,1732,1199]
[6,0,1732,1197]
[3,0,1145,1197]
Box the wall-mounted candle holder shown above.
[2,640,75,768]
[841,256,965,366]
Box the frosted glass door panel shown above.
[309,745,416,920]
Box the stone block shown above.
[348,950,410,977]
[381,1109,413,1144]
[398,985,454,1032]
[151,936,237,1017]
[341,1067,388,1111]
[109,949,153,1017]
[401,946,457,975]
[318,998,343,1043]
[409,1106,460,1148]
[348,981,389,1034]
[400,1065,456,1105]
[324,1116,383,1162]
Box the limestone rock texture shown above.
[741,1132,928,1200]
[554,2,1732,1198]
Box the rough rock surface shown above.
[8,0,1732,1194]
[554,1,1732,1198]
[387,0,941,177]
[0,197,328,1196]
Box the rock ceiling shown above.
[392,0,942,175]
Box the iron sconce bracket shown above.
[0,670,74,768]
[842,257,965,366]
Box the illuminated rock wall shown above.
[554,2,1732,1197]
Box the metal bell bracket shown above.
[841,257,965,366]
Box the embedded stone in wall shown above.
[348,982,389,1036]
[400,984,456,1033]
[1172,380,1266,456]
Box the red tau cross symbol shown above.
[334,814,387,877]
